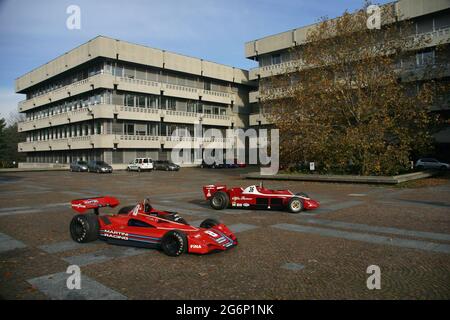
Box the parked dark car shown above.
[153,160,180,171]
[200,159,239,169]
[70,160,88,172]
[87,160,113,173]
[415,158,449,170]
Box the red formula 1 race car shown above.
[69,196,237,257]
[203,184,320,213]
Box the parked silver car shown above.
[70,160,88,172]
[153,160,180,171]
[415,158,450,170]
[87,160,113,173]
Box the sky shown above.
[0,0,391,120]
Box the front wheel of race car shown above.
[161,230,188,257]
[210,191,229,210]
[287,197,304,214]
[200,218,220,228]
[70,213,99,243]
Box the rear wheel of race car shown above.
[117,205,135,214]
[210,191,229,210]
[287,197,303,214]
[200,218,220,228]
[70,213,99,243]
[161,230,188,257]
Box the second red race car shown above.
[69,196,237,257]
[203,184,320,213]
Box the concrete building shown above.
[245,0,450,147]
[16,36,254,168]
[16,1,450,168]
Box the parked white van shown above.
[127,158,154,172]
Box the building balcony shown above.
[18,134,235,152]
[18,72,235,112]
[249,60,303,81]
[18,104,233,133]
[248,26,450,81]
[18,104,115,132]
[18,72,114,112]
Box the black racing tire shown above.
[287,197,304,214]
[70,213,99,243]
[440,166,447,171]
[138,167,141,172]
[161,230,188,257]
[210,191,229,210]
[96,168,100,173]
[200,218,220,229]
[416,165,424,170]
[118,205,135,214]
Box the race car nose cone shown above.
[305,199,320,209]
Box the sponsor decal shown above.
[205,230,219,238]
[190,244,202,249]
[242,203,250,207]
[100,229,129,240]
[72,204,86,208]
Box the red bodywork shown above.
[203,184,320,211]
[70,197,237,254]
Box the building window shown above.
[187,101,196,113]
[148,96,158,108]
[125,94,134,107]
[168,99,176,110]
[204,81,211,91]
[271,53,282,65]
[147,123,159,136]
[96,122,102,134]
[113,65,123,77]
[124,123,134,135]
[416,50,435,67]
[204,106,212,114]
[137,95,146,108]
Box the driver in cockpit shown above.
[143,198,153,214]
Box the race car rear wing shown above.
[202,185,227,199]
[71,196,120,214]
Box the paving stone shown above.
[0,232,27,253]
[27,271,127,300]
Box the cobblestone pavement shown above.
[0,168,449,299]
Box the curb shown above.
[242,171,438,184]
